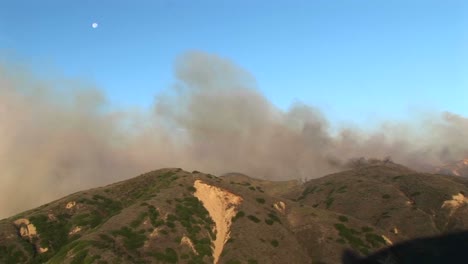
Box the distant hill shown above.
[434,159,468,177]
[1,164,468,263]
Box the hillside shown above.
[1,164,468,264]
[434,159,468,177]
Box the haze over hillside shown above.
[435,159,468,177]
[1,52,468,218]
[1,164,468,263]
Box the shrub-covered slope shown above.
[1,164,468,264]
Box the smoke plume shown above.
[1,51,467,218]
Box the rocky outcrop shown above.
[381,235,393,245]
[13,218,38,241]
[180,235,198,255]
[193,180,243,264]
[441,192,468,218]
[274,201,286,214]
[13,218,49,254]
[68,226,81,235]
[65,201,76,209]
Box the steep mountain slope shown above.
[0,169,313,264]
[1,164,468,264]
[286,163,468,240]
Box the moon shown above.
[92,23,98,29]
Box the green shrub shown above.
[70,249,88,264]
[193,237,213,258]
[73,211,102,228]
[98,233,114,246]
[148,205,160,226]
[365,233,386,248]
[166,221,176,228]
[334,223,368,252]
[255,198,266,204]
[111,227,146,251]
[153,248,178,263]
[298,186,318,200]
[130,211,148,228]
[267,213,281,224]
[0,245,27,263]
[337,186,348,193]
[326,197,335,208]
[338,215,349,222]
[381,211,391,218]
[233,211,245,221]
[336,238,346,244]
[247,215,260,223]
[270,239,279,247]
[174,197,212,237]
[29,213,71,254]
[89,195,123,215]
[47,240,92,264]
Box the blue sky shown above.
[1,0,467,127]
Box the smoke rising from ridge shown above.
[1,51,468,218]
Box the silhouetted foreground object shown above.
[342,230,468,264]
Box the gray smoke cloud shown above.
[1,51,467,218]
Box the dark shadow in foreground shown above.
[342,230,468,264]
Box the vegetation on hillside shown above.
[1,164,467,263]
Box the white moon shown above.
[92,23,98,29]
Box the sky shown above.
[1,0,467,127]
[1,0,468,217]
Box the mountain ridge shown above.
[1,164,468,263]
